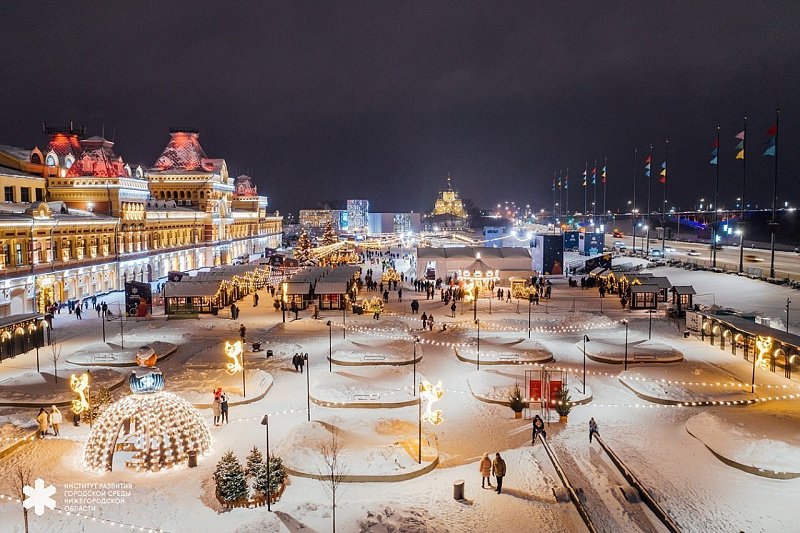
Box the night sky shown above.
[2,1,799,216]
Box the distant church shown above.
[426,175,468,230]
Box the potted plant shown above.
[554,386,572,423]
[509,382,525,419]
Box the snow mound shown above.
[359,504,446,532]
[311,368,417,406]
[456,336,552,365]
[583,338,682,363]
[686,412,800,478]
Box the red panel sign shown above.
[529,379,542,401]
[549,381,563,404]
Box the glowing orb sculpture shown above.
[83,392,211,472]
[420,380,444,426]
[70,373,89,415]
[755,336,773,369]
[224,340,244,374]
[135,345,158,367]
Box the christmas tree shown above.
[294,230,313,264]
[213,450,249,502]
[509,382,525,414]
[321,221,338,246]
[252,455,288,495]
[245,446,264,477]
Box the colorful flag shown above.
[710,138,718,165]
[552,174,556,192]
[644,153,652,176]
[764,123,777,157]
[659,161,667,184]
[582,168,587,187]
[564,171,569,189]
[591,166,597,184]
[735,131,745,140]
[601,165,607,183]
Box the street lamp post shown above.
[528,296,532,339]
[786,298,792,333]
[326,320,332,372]
[473,285,478,323]
[304,352,310,421]
[413,336,419,396]
[476,319,481,370]
[737,229,744,274]
[582,335,590,394]
[648,309,655,339]
[342,298,347,339]
[260,414,271,512]
[417,380,422,464]
[621,319,629,371]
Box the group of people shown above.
[478,452,507,493]
[211,388,229,426]
[291,352,307,373]
[35,405,63,438]
[419,312,435,331]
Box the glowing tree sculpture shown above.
[83,346,211,473]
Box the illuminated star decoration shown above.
[224,341,244,374]
[23,478,56,516]
[420,380,444,426]
[755,335,773,370]
[70,373,89,414]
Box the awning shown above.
[672,285,696,295]
[284,282,311,295]
[314,281,349,295]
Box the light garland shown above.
[420,380,445,425]
[70,373,90,415]
[224,340,244,374]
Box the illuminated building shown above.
[0,126,282,317]
[427,175,468,230]
[347,199,369,234]
[299,210,335,233]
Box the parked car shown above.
[613,241,625,247]
[649,249,663,257]
[686,249,702,256]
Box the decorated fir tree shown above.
[321,221,338,246]
[555,386,573,417]
[252,455,288,495]
[509,382,525,414]
[214,450,249,502]
[245,446,264,477]
[294,230,313,264]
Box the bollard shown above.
[453,479,465,500]
[187,450,198,468]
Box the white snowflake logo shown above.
[23,478,56,516]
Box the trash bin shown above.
[252,342,262,352]
[453,479,465,500]
[187,450,198,468]
[266,349,273,358]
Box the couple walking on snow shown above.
[479,452,507,494]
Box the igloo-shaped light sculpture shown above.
[84,390,211,472]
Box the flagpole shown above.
[646,144,653,255]
[662,139,668,254]
[603,156,608,223]
[565,167,569,222]
[593,159,598,225]
[712,122,720,267]
[558,168,563,220]
[583,161,588,222]
[632,147,637,252]
[769,107,780,279]
[552,171,556,224]
[739,113,747,274]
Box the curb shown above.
[584,352,682,365]
[310,394,420,409]
[328,355,422,367]
[66,344,178,367]
[685,426,800,480]
[467,380,593,407]
[285,455,439,483]
[454,347,553,366]
[193,376,273,409]
[619,378,753,406]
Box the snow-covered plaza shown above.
[2,259,800,533]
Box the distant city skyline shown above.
[2,2,799,216]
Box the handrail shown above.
[538,435,598,533]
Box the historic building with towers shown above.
[0,126,282,316]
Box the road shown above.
[607,233,800,275]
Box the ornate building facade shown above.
[0,127,282,316]
[427,175,468,230]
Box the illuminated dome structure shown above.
[83,347,211,473]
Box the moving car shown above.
[612,229,624,238]
[745,254,764,262]
[686,249,702,256]
[649,249,663,257]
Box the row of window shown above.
[4,186,44,203]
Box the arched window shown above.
[30,152,42,164]
[199,191,205,199]
[166,191,172,198]
[64,155,75,169]
[45,152,58,166]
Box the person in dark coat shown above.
[220,391,229,424]
[298,353,306,374]
[450,301,457,318]
[589,417,599,443]
[239,324,246,344]
[532,414,546,444]
[420,312,427,329]
[253,292,259,306]
[492,453,507,494]
[292,353,300,372]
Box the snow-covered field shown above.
[2,259,800,532]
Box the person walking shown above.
[450,301,457,318]
[589,417,599,443]
[212,389,222,426]
[420,312,427,329]
[398,288,403,302]
[253,292,259,307]
[427,314,434,331]
[492,452,506,494]
[238,324,247,344]
[479,452,493,489]
[75,305,82,320]
[220,391,229,424]
[50,405,62,436]
[36,407,49,438]
[292,353,300,372]
[298,353,306,374]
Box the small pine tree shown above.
[509,382,525,413]
[90,385,113,420]
[554,386,573,417]
[214,450,249,502]
[245,446,264,477]
[321,222,338,246]
[252,456,288,495]
[294,230,314,264]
